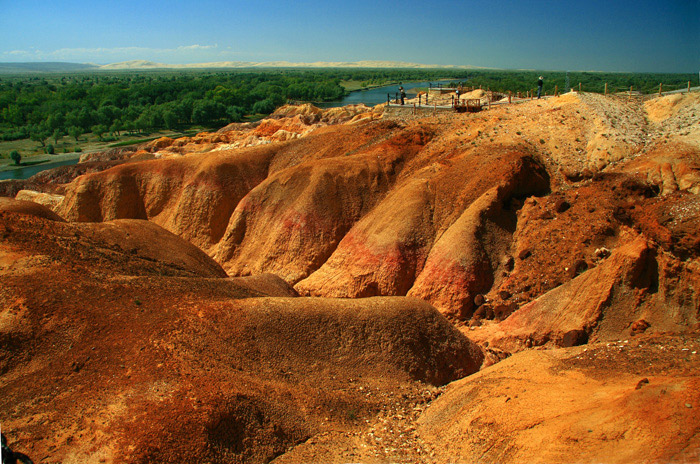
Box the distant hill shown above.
[0,60,485,74]
[0,62,99,73]
[98,60,481,70]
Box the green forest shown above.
[0,67,695,158]
[0,68,462,149]
[449,70,696,95]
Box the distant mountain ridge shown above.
[98,60,481,70]
[0,60,482,73]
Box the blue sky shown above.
[0,0,697,72]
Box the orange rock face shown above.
[2,92,699,462]
[0,203,482,463]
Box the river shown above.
[316,79,455,108]
[0,157,81,181]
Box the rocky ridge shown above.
[1,91,699,463]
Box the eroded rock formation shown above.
[2,92,699,463]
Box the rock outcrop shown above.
[1,91,699,463]
[0,204,482,463]
[418,337,700,464]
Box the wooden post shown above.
[629,85,633,101]
[387,93,390,105]
[554,85,558,97]
[418,94,421,106]
[508,91,512,104]
[659,83,663,97]
[578,82,582,92]
[604,83,608,96]
[451,95,454,107]
[689,81,692,93]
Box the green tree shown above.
[10,150,21,165]
[68,126,83,142]
[30,123,50,147]
[46,113,65,132]
[52,128,62,145]
[226,105,244,122]
[2,104,24,127]
[109,120,122,136]
[91,124,108,141]
[252,98,275,115]
[163,110,178,130]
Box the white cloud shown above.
[177,44,217,51]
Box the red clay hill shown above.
[1,92,699,463]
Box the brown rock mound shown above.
[418,336,700,464]
[213,123,434,283]
[0,197,65,222]
[229,296,483,385]
[470,233,700,351]
[0,209,481,463]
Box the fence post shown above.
[418,94,422,106]
[387,93,390,105]
[629,86,633,101]
[578,82,582,93]
[508,91,512,103]
[659,83,663,97]
[604,83,608,96]
[689,81,692,93]
[554,85,558,97]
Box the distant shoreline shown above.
[0,152,82,173]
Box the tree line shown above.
[0,68,464,146]
[447,70,696,95]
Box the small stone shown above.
[635,378,649,390]
[686,403,692,409]
[630,319,650,335]
[595,247,611,259]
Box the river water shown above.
[0,158,81,181]
[316,80,455,108]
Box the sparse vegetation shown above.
[445,70,695,95]
[10,149,21,165]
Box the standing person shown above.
[399,86,406,105]
[537,76,544,99]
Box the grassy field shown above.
[0,127,215,164]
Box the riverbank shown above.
[316,79,458,108]
[0,152,83,173]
